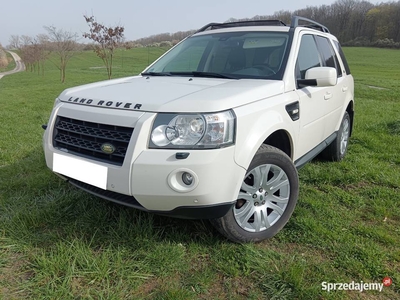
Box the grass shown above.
[0,47,399,299]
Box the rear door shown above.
[295,33,330,158]
[314,35,346,138]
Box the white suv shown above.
[43,16,354,242]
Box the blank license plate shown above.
[53,153,108,189]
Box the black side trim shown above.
[286,101,300,121]
[294,132,337,169]
[67,177,234,219]
[152,202,235,220]
[68,178,144,209]
[297,79,318,88]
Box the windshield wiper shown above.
[142,71,237,79]
[170,71,238,79]
[193,71,238,79]
[141,71,172,76]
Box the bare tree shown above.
[271,10,292,24]
[20,35,33,48]
[347,1,374,40]
[17,35,35,72]
[83,15,124,79]
[34,34,50,75]
[44,26,79,83]
[8,35,21,50]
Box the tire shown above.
[210,145,299,243]
[321,111,351,161]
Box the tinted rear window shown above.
[333,41,351,75]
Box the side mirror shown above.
[298,67,337,88]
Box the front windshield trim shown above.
[144,30,294,81]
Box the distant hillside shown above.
[131,0,400,48]
[129,30,196,47]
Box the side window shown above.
[315,36,342,77]
[296,34,321,79]
[333,41,351,75]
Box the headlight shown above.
[150,110,235,149]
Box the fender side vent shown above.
[286,101,300,121]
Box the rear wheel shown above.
[211,145,299,243]
[321,111,351,161]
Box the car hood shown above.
[58,75,285,113]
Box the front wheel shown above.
[211,145,299,243]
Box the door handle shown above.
[342,86,348,92]
[324,92,332,100]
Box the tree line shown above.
[8,30,79,81]
[7,16,123,82]
[255,0,400,48]
[132,0,400,48]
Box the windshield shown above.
[144,31,290,80]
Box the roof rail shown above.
[290,16,330,33]
[195,20,287,34]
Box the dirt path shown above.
[0,51,25,79]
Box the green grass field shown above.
[0,47,399,299]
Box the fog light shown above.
[182,172,194,185]
[167,168,199,192]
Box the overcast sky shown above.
[0,0,381,46]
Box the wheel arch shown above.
[234,122,295,172]
[233,101,298,171]
[263,129,293,159]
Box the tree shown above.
[34,34,51,75]
[44,26,79,83]
[83,15,124,79]
[0,46,8,69]
[8,35,20,50]
[271,10,292,25]
[16,35,36,72]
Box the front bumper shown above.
[43,102,246,218]
[67,177,235,219]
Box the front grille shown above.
[53,116,134,165]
